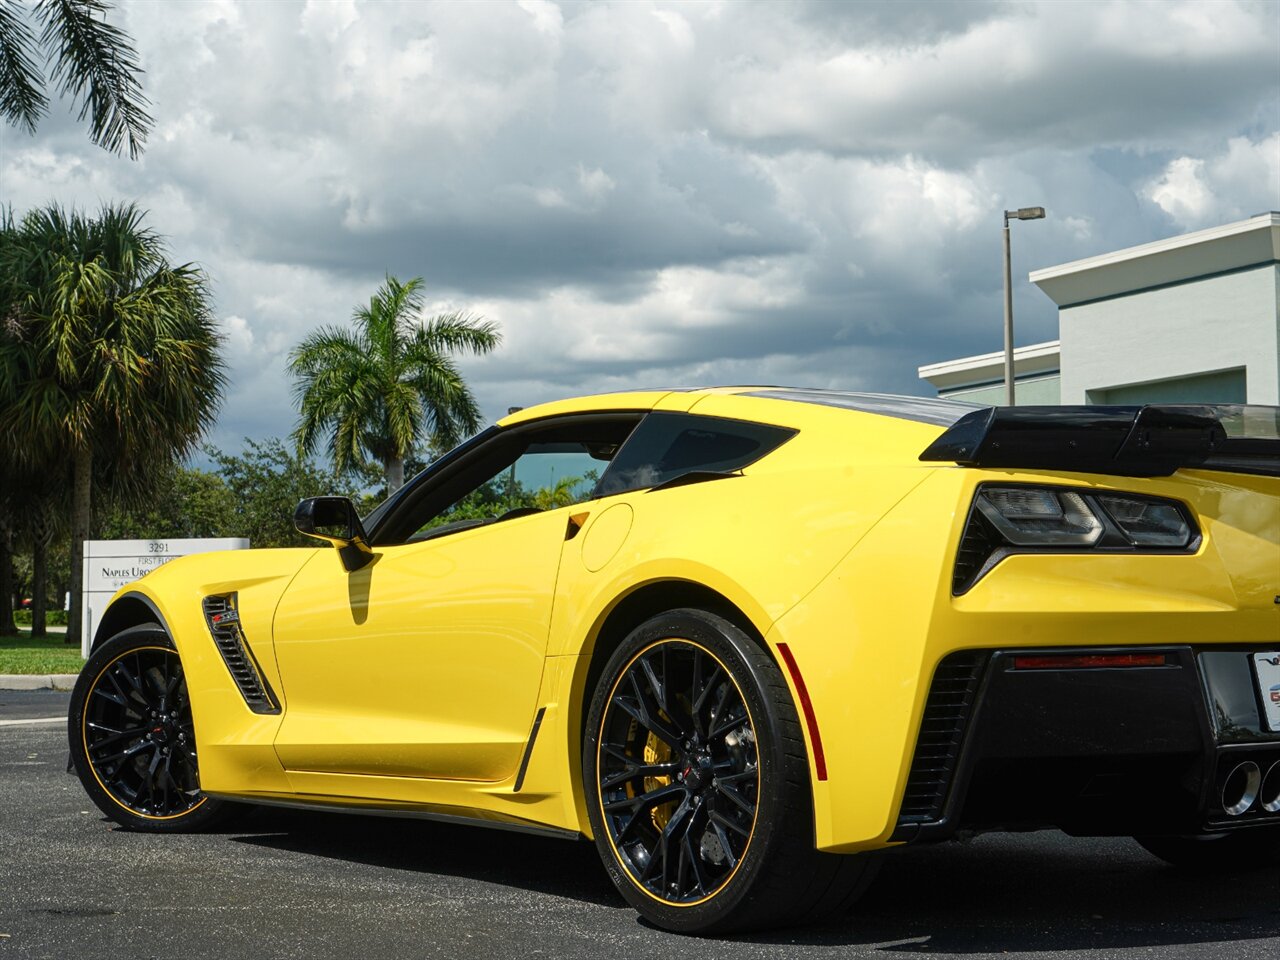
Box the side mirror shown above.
[294,497,375,571]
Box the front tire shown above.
[583,609,878,934]
[69,624,236,832]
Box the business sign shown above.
[81,538,249,657]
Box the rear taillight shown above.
[952,483,1200,595]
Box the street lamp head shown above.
[1009,206,1046,220]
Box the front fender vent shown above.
[897,650,988,824]
[202,594,281,715]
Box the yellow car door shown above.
[271,508,569,784]
[270,414,642,791]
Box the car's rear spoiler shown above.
[918,404,1280,478]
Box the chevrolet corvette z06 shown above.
[69,388,1280,933]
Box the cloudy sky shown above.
[2,0,1277,453]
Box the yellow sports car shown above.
[68,388,1280,933]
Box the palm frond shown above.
[0,0,48,133]
[405,354,483,448]
[415,312,502,355]
[98,262,226,457]
[87,200,162,283]
[354,274,425,367]
[289,326,381,474]
[288,326,366,384]
[381,379,423,462]
[35,0,152,158]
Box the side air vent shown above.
[202,594,281,714]
[897,650,988,824]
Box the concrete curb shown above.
[0,674,80,691]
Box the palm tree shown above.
[290,275,500,493]
[532,474,589,511]
[0,0,151,157]
[0,202,226,646]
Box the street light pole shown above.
[1002,206,1046,406]
[1002,213,1015,406]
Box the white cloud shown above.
[577,165,616,202]
[2,0,1276,451]
[1146,133,1280,229]
[702,0,1276,158]
[651,9,696,50]
[222,315,255,352]
[1147,157,1215,226]
[300,0,357,42]
[533,187,569,209]
[518,0,564,37]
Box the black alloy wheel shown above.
[69,624,235,831]
[596,638,760,904]
[584,608,880,934]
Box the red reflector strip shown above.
[1012,653,1167,670]
[776,642,827,781]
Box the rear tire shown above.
[69,624,238,832]
[583,608,879,934]
[1134,830,1280,871]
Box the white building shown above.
[919,212,1280,406]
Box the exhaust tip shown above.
[1261,760,1280,815]
[1221,761,1262,817]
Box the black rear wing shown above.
[918,404,1280,478]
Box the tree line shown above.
[4,438,363,633]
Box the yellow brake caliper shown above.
[644,731,675,830]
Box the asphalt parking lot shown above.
[2,689,1278,960]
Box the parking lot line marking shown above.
[0,717,64,727]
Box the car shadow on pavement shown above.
[227,805,618,907]
[229,807,1280,951]
[741,834,1280,953]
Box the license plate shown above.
[1255,652,1280,732]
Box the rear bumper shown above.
[892,645,1280,843]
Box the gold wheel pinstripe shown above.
[80,644,208,821]
[595,637,760,907]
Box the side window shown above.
[413,441,605,540]
[595,413,796,497]
[370,415,639,546]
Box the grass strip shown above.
[0,631,85,675]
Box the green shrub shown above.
[12,608,68,627]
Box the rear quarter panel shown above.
[771,463,1280,853]
[548,397,950,833]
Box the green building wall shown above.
[941,374,1061,406]
[1087,368,1247,405]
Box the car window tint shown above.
[371,414,641,546]
[409,442,606,541]
[595,413,795,497]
